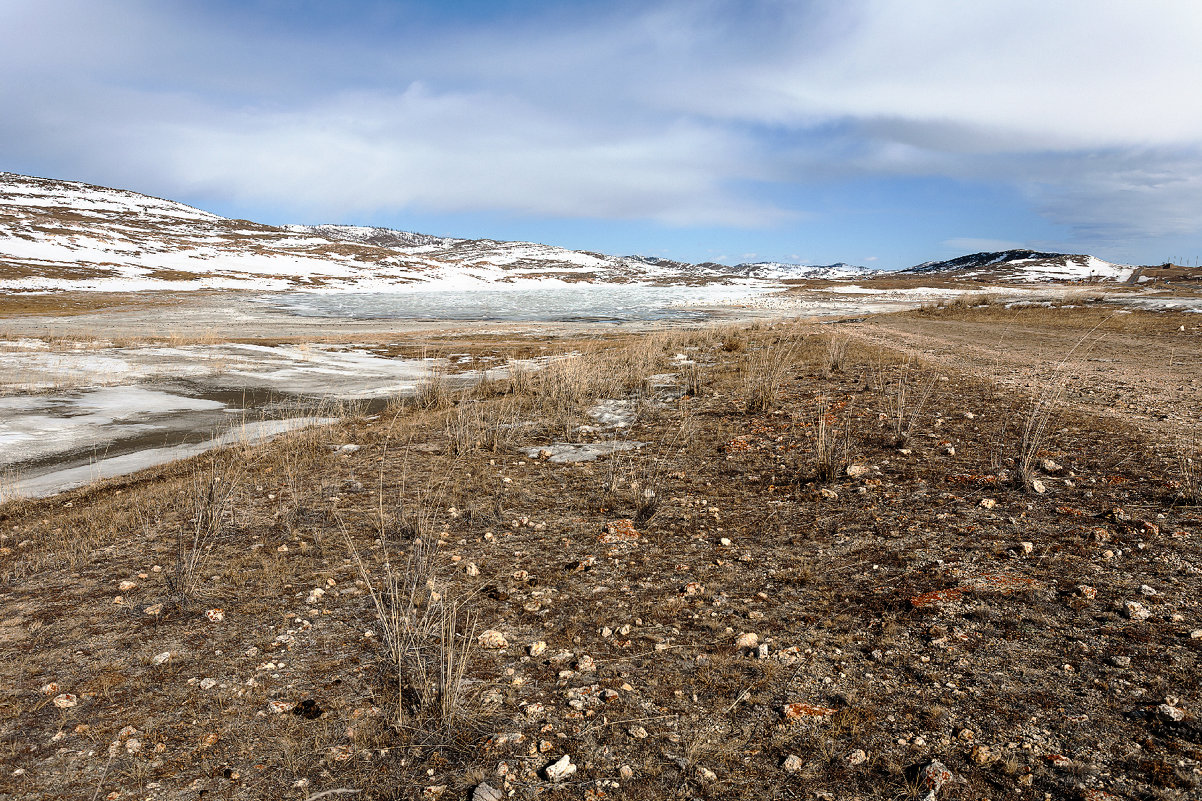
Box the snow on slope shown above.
[0,172,882,292]
[903,250,1135,282]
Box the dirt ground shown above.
[0,306,1200,801]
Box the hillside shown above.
[0,173,873,293]
[903,250,1135,283]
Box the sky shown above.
[2,0,1202,270]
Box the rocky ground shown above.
[0,306,1200,801]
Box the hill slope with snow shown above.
[902,249,1135,283]
[0,173,878,293]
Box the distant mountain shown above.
[902,249,1135,282]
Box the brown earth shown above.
[0,307,1200,801]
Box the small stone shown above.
[1019,541,1034,555]
[970,744,996,765]
[544,754,576,783]
[1139,584,1158,596]
[846,749,867,766]
[628,725,648,739]
[143,604,163,617]
[1123,601,1152,621]
[734,632,759,650]
[1029,478,1046,494]
[1156,704,1186,723]
[979,498,997,509]
[478,630,508,649]
[697,767,718,782]
[199,678,217,691]
[1075,584,1097,599]
[204,608,224,623]
[783,754,803,772]
[845,464,870,478]
[125,738,142,754]
[52,693,78,709]
[118,580,137,592]
[756,642,770,659]
[40,682,59,696]
[423,786,447,799]
[1190,629,1202,639]
[465,563,480,577]
[941,445,956,457]
[818,487,838,500]
[1109,655,1132,667]
[151,651,171,666]
[267,700,295,714]
[682,581,704,596]
[1039,458,1062,473]
[575,655,596,672]
[718,537,731,547]
[619,765,634,780]
[921,759,955,792]
[472,783,503,801]
[528,641,547,657]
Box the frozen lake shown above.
[262,284,781,322]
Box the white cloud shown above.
[2,0,1202,245]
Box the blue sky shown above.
[3,0,1202,269]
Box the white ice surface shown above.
[6,417,334,499]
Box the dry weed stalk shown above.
[168,457,242,605]
[744,341,796,414]
[344,532,476,734]
[824,334,849,376]
[875,359,937,446]
[812,395,854,483]
[1175,441,1200,504]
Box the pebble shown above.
[473,783,503,801]
[544,754,576,782]
[528,641,547,657]
[199,678,217,691]
[1123,601,1152,621]
[845,464,870,478]
[1075,584,1097,599]
[979,498,997,509]
[52,693,78,709]
[205,608,224,623]
[847,749,867,766]
[118,580,137,591]
[782,754,803,772]
[465,563,480,577]
[734,632,759,650]
[151,651,171,666]
[697,767,718,782]
[628,725,648,739]
[143,604,164,616]
[1156,704,1186,723]
[619,765,634,780]
[478,630,508,649]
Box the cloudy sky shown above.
[3,0,1201,268]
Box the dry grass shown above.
[874,358,938,447]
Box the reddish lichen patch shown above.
[599,520,639,544]
[782,702,838,720]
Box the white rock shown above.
[697,767,718,782]
[845,464,870,478]
[478,630,508,649]
[52,693,77,709]
[545,754,576,782]
[472,783,503,801]
[734,632,759,650]
[783,754,803,772]
[528,641,547,657]
[306,588,325,605]
[1140,584,1158,596]
[465,563,480,577]
[847,749,868,766]
[151,651,171,666]
[1123,601,1152,621]
[199,678,217,691]
[118,580,137,592]
[1030,478,1047,494]
[629,725,648,739]
[979,498,997,509]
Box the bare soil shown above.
[0,307,1200,801]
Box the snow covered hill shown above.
[0,172,875,293]
[902,250,1135,282]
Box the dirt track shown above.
[845,310,1202,445]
